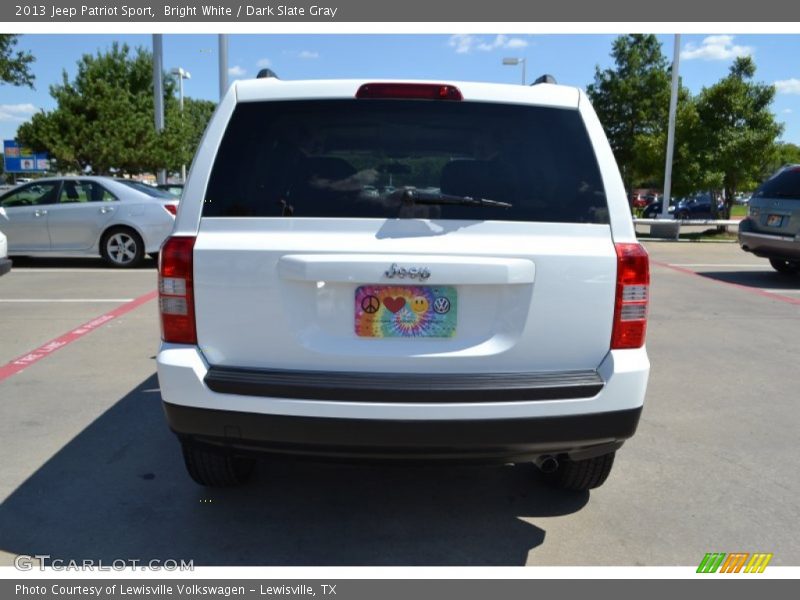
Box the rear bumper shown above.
[738,222,800,260]
[0,257,11,276]
[157,345,648,462]
[163,401,639,462]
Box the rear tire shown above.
[181,441,255,487]
[100,227,144,268]
[769,258,800,275]
[547,452,616,491]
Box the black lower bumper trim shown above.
[204,366,604,403]
[0,257,11,277]
[163,403,641,462]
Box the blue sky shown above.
[2,34,799,145]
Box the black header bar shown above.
[3,0,799,23]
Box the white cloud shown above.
[505,38,529,49]
[775,78,800,95]
[0,103,37,122]
[476,35,508,52]
[448,34,528,54]
[228,65,246,78]
[681,35,753,61]
[256,58,272,68]
[448,34,477,54]
[782,108,793,114]
[297,50,319,59]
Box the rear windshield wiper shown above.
[396,188,512,209]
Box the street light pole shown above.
[152,34,166,185]
[502,57,526,85]
[171,67,191,182]
[177,72,184,111]
[661,34,681,221]
[218,34,229,100]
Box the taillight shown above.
[611,242,649,349]
[355,83,463,101]
[163,204,178,216]
[158,236,196,344]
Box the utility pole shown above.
[152,34,166,185]
[219,34,229,100]
[661,34,681,221]
[171,67,191,182]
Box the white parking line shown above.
[0,291,157,382]
[760,289,800,294]
[0,299,135,303]
[668,263,773,268]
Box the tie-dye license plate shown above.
[355,285,457,338]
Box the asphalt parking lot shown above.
[0,242,798,566]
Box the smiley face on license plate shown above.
[355,285,457,338]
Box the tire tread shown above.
[768,258,800,275]
[181,442,254,487]
[552,452,615,491]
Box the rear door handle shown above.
[34,209,48,217]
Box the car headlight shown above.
[668,206,675,212]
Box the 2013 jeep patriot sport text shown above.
[157,78,650,491]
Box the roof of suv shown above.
[234,78,582,109]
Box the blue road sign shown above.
[3,140,49,173]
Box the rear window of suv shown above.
[203,99,609,223]
[753,166,800,200]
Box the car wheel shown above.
[181,441,255,487]
[101,227,144,268]
[676,211,690,220]
[546,452,616,491]
[768,258,800,275]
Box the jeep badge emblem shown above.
[385,263,431,280]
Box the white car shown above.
[157,77,650,491]
[0,230,10,276]
[0,176,179,268]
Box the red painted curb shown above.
[651,260,800,307]
[0,290,158,383]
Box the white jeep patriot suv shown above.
[157,76,650,491]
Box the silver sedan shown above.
[0,176,179,268]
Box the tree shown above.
[586,35,672,197]
[0,34,35,88]
[17,43,215,175]
[694,56,783,217]
[177,97,217,168]
[628,84,719,198]
[762,142,800,181]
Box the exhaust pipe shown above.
[534,455,559,473]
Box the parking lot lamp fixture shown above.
[502,57,526,85]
